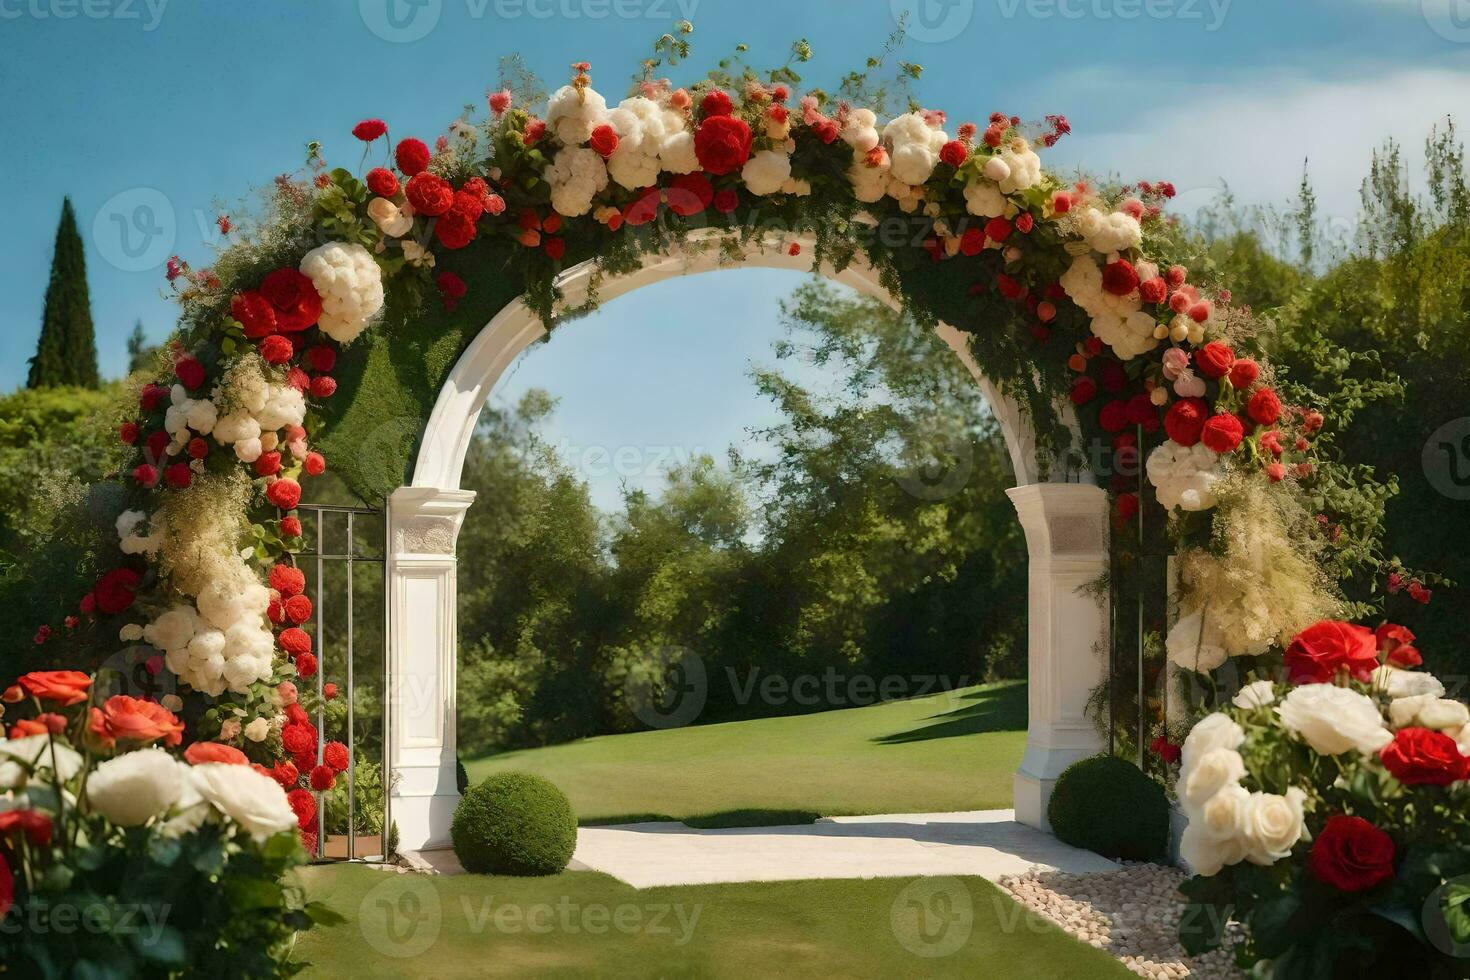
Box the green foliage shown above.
[27,197,100,389]
[1047,755,1168,860]
[451,771,577,876]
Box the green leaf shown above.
[146,834,181,867]
[1249,890,1303,958]
[226,876,284,911]
[191,836,226,876]
[131,925,187,966]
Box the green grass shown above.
[292,863,1133,979]
[464,681,1027,826]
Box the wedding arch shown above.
[73,42,1367,856]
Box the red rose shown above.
[1015,212,1034,234]
[700,89,733,118]
[1115,492,1140,523]
[185,742,249,765]
[1164,397,1209,447]
[119,421,140,445]
[281,722,316,757]
[694,115,753,176]
[259,269,322,332]
[406,172,455,216]
[713,189,739,214]
[1308,815,1396,893]
[589,123,619,158]
[623,188,661,227]
[280,516,302,538]
[0,852,11,920]
[1102,260,1140,297]
[1099,362,1127,394]
[1149,735,1181,764]
[1069,376,1098,406]
[266,478,302,511]
[1200,413,1244,454]
[94,568,141,615]
[1133,278,1164,305]
[260,335,293,365]
[959,228,984,256]
[666,173,714,216]
[295,652,319,679]
[985,217,1012,243]
[139,383,169,412]
[18,670,92,706]
[146,429,170,462]
[1267,462,1287,482]
[323,741,350,772]
[306,346,336,373]
[287,787,316,828]
[132,464,158,488]
[1375,622,1421,668]
[1125,392,1158,428]
[0,809,52,847]
[1285,619,1380,683]
[231,291,278,338]
[164,463,192,489]
[272,760,300,789]
[366,167,400,198]
[939,140,969,168]
[187,437,208,459]
[1229,358,1260,389]
[175,356,205,389]
[309,375,337,399]
[89,695,184,747]
[996,273,1025,301]
[271,564,306,597]
[1248,388,1282,426]
[352,118,387,142]
[1195,341,1235,379]
[254,452,282,477]
[1381,727,1470,786]
[544,236,566,261]
[310,764,336,792]
[304,451,326,476]
[284,594,313,625]
[279,627,312,657]
[434,209,476,249]
[1099,399,1130,434]
[1189,301,1212,323]
[395,137,431,176]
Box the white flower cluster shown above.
[86,750,296,843]
[986,139,1042,195]
[883,112,947,187]
[163,384,217,448]
[1146,440,1225,512]
[546,83,608,146]
[211,360,306,464]
[367,196,413,238]
[547,145,610,218]
[963,177,1007,218]
[117,508,164,556]
[145,556,274,697]
[0,733,83,789]
[1276,684,1392,756]
[1177,713,1309,876]
[1375,668,1470,757]
[1059,256,1160,360]
[741,149,808,197]
[1074,204,1143,254]
[603,95,697,190]
[299,241,385,344]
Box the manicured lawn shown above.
[292,863,1133,979]
[463,681,1028,825]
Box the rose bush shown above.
[1177,620,1470,978]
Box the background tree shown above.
[27,198,100,389]
[126,319,160,374]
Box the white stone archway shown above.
[386,235,1110,851]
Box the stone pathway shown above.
[567,809,1118,888]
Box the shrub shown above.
[451,771,576,875]
[1047,754,1168,860]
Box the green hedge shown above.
[451,771,576,876]
[1047,755,1168,861]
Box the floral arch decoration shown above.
[30,39,1436,858]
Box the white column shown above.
[1006,483,1110,832]
[387,486,475,851]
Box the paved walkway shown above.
[567,810,1118,889]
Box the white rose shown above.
[1181,747,1246,812]
[244,717,271,742]
[1418,698,1470,731]
[86,749,184,826]
[119,623,145,642]
[0,734,83,789]
[1179,820,1236,877]
[1276,685,1393,756]
[1372,665,1445,699]
[367,197,413,238]
[1166,609,1229,672]
[1242,788,1308,866]
[1233,680,1277,710]
[190,764,297,843]
[1180,713,1245,775]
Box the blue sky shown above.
[5,0,1470,508]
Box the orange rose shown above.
[7,713,66,740]
[17,670,92,707]
[88,696,184,748]
[184,742,249,766]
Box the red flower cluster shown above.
[1283,620,1380,684]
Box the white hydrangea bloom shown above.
[963,178,1006,218]
[1074,205,1143,254]
[546,145,610,218]
[741,150,793,196]
[164,385,217,439]
[848,152,890,204]
[1060,256,1159,359]
[604,97,672,190]
[659,121,699,175]
[256,384,305,433]
[882,112,947,187]
[300,241,384,345]
[840,108,880,152]
[1147,441,1226,513]
[994,139,1041,194]
[546,85,608,146]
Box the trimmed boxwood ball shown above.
[1047,754,1168,861]
[451,771,577,876]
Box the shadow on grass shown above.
[871,682,1027,745]
[582,809,821,829]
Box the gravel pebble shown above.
[997,861,1243,979]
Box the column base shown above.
[392,792,462,852]
[1013,770,1054,832]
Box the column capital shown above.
[389,487,476,558]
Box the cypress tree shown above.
[27,197,100,389]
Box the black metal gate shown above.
[297,504,390,861]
